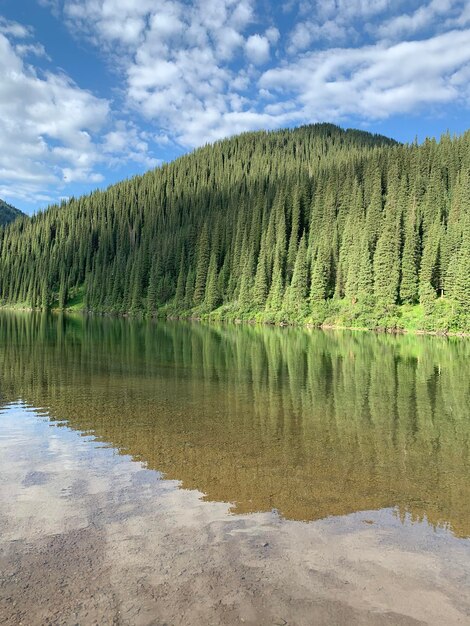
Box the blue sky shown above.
[1,0,470,214]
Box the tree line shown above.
[0,123,469,331]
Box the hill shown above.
[0,123,469,332]
[0,199,24,226]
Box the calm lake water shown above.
[0,313,469,625]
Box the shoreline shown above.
[1,304,469,337]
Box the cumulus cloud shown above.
[0,32,110,201]
[6,0,470,206]
[0,26,159,205]
[14,42,50,59]
[376,0,465,39]
[261,29,470,120]
[288,20,348,52]
[37,0,61,14]
[245,34,270,64]
[102,121,160,168]
[287,1,470,53]
[315,0,394,21]
[287,0,395,52]
[63,0,155,49]
[450,2,470,25]
[55,0,265,146]
[265,27,280,45]
[0,17,32,39]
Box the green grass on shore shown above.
[2,293,469,336]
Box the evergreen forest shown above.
[0,123,469,332]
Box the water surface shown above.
[0,313,469,625]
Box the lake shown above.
[0,313,469,625]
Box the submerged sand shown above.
[0,405,469,626]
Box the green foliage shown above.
[451,218,470,312]
[284,234,308,318]
[204,252,220,312]
[400,214,420,304]
[0,123,469,332]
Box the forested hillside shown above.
[0,123,469,332]
[0,199,24,226]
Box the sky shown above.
[1,1,470,214]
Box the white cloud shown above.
[265,27,280,45]
[450,1,470,25]
[61,0,254,59]
[288,19,348,53]
[39,0,267,147]
[102,122,160,168]
[0,17,32,39]
[14,43,50,59]
[376,0,464,39]
[315,0,394,21]
[32,0,470,157]
[56,0,265,146]
[0,32,110,201]
[0,0,460,207]
[245,34,270,65]
[261,29,470,120]
[0,25,160,205]
[287,0,396,52]
[37,0,61,14]
[215,27,244,60]
[288,0,469,51]
[63,0,156,49]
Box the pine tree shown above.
[357,234,374,303]
[147,260,159,315]
[41,277,50,311]
[286,187,301,281]
[238,249,255,311]
[193,225,210,306]
[252,244,268,309]
[310,247,330,303]
[364,163,383,253]
[419,219,442,312]
[451,218,470,310]
[400,193,419,305]
[204,252,220,311]
[58,269,67,310]
[184,268,195,309]
[266,252,284,312]
[284,234,308,316]
[373,168,401,307]
[174,252,186,307]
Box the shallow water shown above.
[0,313,469,625]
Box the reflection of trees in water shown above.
[0,312,469,537]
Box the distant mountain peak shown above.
[0,199,25,226]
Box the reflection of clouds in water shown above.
[2,317,470,538]
[0,403,231,541]
[1,404,469,626]
[0,406,90,538]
